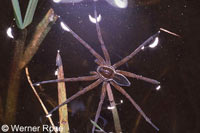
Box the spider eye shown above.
[112,73,131,86]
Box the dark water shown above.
[0,0,199,133]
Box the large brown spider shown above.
[33,5,165,132]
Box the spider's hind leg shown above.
[111,82,159,131]
[47,79,102,116]
[92,82,107,133]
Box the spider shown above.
[33,3,179,132]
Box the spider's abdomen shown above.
[97,66,114,79]
[112,73,131,86]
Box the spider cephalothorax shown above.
[97,66,115,80]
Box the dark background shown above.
[0,0,199,133]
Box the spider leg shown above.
[90,71,98,75]
[94,3,111,65]
[92,82,107,133]
[113,32,160,69]
[33,75,99,86]
[116,70,160,85]
[94,59,102,66]
[111,82,159,131]
[47,79,102,116]
[63,23,105,65]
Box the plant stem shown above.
[20,8,58,69]
[56,51,70,133]
[4,29,27,124]
[4,8,58,124]
[106,83,122,133]
[25,67,57,133]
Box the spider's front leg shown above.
[113,28,180,69]
[61,21,106,65]
[113,31,160,69]
[33,75,99,86]
[93,3,111,65]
